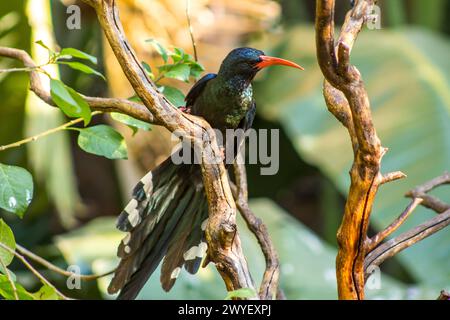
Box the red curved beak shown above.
[256,55,304,70]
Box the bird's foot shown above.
[179,106,191,114]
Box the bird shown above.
[107,47,303,299]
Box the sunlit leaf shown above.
[75,125,128,160]
[50,79,92,125]
[32,285,59,300]
[159,64,190,82]
[0,275,34,300]
[59,47,98,64]
[57,61,105,80]
[160,86,185,107]
[146,39,169,63]
[110,112,151,135]
[224,288,257,300]
[0,164,33,218]
[0,219,16,269]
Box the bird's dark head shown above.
[218,47,303,81]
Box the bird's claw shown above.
[179,106,191,114]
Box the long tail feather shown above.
[108,156,209,299]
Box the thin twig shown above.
[0,111,102,152]
[364,209,450,279]
[185,0,198,62]
[15,244,115,281]
[367,198,423,252]
[0,256,18,300]
[0,242,70,300]
[231,154,281,300]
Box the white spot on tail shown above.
[183,241,208,261]
[122,232,131,245]
[170,267,181,279]
[125,199,140,227]
[140,171,153,193]
[201,218,208,231]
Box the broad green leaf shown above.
[57,61,105,80]
[0,275,34,300]
[141,61,153,76]
[159,64,190,82]
[224,288,257,300]
[110,112,151,134]
[76,125,128,160]
[32,285,59,300]
[253,27,450,286]
[50,79,92,125]
[160,86,185,107]
[0,219,16,269]
[146,39,169,63]
[189,62,204,79]
[0,164,33,218]
[60,47,98,64]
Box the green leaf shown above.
[57,61,105,80]
[0,275,35,300]
[32,285,59,300]
[224,288,257,300]
[189,62,204,79]
[145,39,168,63]
[159,64,190,82]
[35,40,53,53]
[0,219,16,269]
[160,86,185,107]
[0,164,33,218]
[76,125,128,160]
[110,112,151,134]
[59,47,98,64]
[50,79,92,125]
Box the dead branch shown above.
[316,0,387,299]
[231,153,281,300]
[81,0,256,296]
[365,172,450,277]
[364,209,450,279]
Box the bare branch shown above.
[16,244,115,281]
[367,198,423,252]
[381,171,407,185]
[0,242,70,300]
[316,0,380,300]
[364,209,450,279]
[232,154,281,300]
[406,172,450,213]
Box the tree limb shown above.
[364,208,450,279]
[231,154,281,300]
[316,0,383,299]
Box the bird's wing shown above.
[185,73,217,107]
